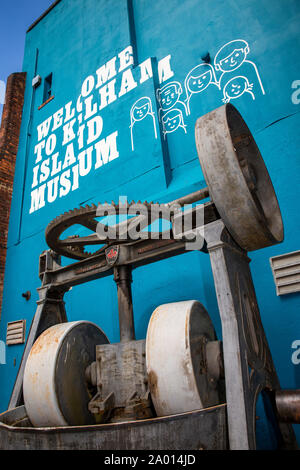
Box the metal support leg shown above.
[114,265,135,343]
[205,220,297,450]
[8,284,68,409]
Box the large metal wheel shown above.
[195,103,283,251]
[146,300,220,417]
[23,321,109,427]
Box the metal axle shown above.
[275,390,300,424]
[114,265,135,343]
[168,187,210,207]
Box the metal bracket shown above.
[9,254,68,410]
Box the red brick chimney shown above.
[0,72,26,317]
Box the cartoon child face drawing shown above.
[156,82,182,111]
[162,108,186,138]
[131,97,151,122]
[130,96,157,151]
[214,39,250,73]
[187,68,213,94]
[222,76,254,103]
[184,63,218,114]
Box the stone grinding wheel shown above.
[145,300,220,417]
[23,321,109,427]
[195,103,284,251]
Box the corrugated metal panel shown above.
[270,250,300,296]
[6,320,26,346]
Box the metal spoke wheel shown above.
[146,300,220,417]
[23,321,109,427]
[45,201,174,260]
[195,103,284,251]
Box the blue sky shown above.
[0,0,54,120]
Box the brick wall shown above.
[0,72,26,318]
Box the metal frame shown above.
[8,203,297,449]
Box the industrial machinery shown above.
[0,104,298,450]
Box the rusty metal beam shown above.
[275,390,300,424]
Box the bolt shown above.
[22,291,31,301]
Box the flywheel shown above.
[146,300,220,416]
[23,321,109,427]
[195,103,284,251]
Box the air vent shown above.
[270,250,300,296]
[6,320,26,346]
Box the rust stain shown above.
[147,369,158,397]
[30,325,62,356]
[185,313,189,350]
[31,372,39,385]
[146,307,160,349]
[44,384,51,404]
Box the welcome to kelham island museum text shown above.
[29,45,174,214]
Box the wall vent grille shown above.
[6,320,26,345]
[270,250,300,296]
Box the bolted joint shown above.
[22,291,31,301]
[85,361,97,387]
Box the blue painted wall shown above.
[0,0,299,446]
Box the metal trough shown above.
[0,404,228,450]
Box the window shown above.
[43,73,53,103]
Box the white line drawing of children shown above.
[184,63,219,115]
[161,108,187,139]
[156,81,188,122]
[222,76,255,103]
[214,39,265,95]
[130,96,157,151]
